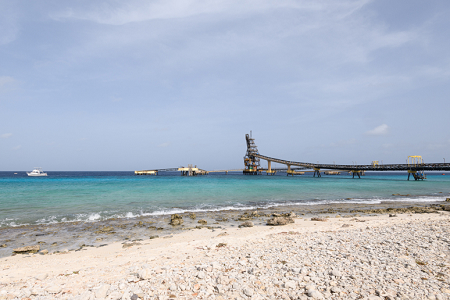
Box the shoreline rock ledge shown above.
[266,216,294,226]
[13,245,40,254]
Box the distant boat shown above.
[27,168,48,177]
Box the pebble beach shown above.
[1,206,450,300]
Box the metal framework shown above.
[243,133,450,180]
[243,131,261,175]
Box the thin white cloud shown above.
[366,124,389,136]
[12,145,21,150]
[51,0,338,25]
[1,133,12,138]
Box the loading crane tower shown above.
[243,131,261,175]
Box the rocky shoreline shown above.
[1,204,450,299]
[1,201,450,258]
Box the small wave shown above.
[124,212,135,218]
[88,213,102,221]
[0,195,446,228]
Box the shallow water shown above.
[1,171,449,228]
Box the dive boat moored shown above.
[27,168,48,177]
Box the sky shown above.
[1,0,450,171]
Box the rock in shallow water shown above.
[169,214,183,226]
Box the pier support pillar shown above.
[352,171,361,179]
[268,161,271,173]
[313,168,321,178]
[287,164,292,176]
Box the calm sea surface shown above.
[1,171,449,228]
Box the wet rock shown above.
[94,226,115,234]
[267,217,294,226]
[238,212,254,220]
[122,242,141,248]
[39,249,48,255]
[389,214,398,217]
[149,235,159,239]
[446,198,450,202]
[311,217,328,222]
[251,210,261,217]
[13,245,39,254]
[189,213,197,219]
[0,244,6,248]
[283,212,296,218]
[170,214,183,226]
[238,221,254,228]
[198,219,207,225]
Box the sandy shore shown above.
[1,209,450,299]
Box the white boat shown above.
[27,168,48,177]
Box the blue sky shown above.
[1,0,449,171]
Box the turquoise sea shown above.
[1,171,449,228]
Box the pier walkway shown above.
[244,133,450,180]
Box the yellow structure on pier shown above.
[408,156,423,166]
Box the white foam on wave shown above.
[1,195,447,228]
[380,196,446,203]
[88,213,101,221]
[125,212,135,218]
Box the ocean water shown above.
[1,171,449,228]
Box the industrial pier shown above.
[135,132,450,180]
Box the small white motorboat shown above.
[27,168,48,177]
